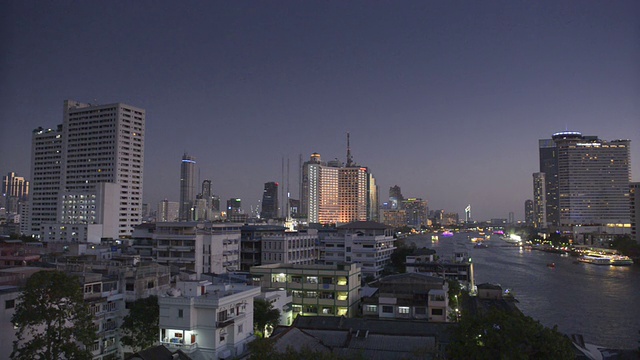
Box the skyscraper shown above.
[301,135,378,225]
[539,137,560,226]
[532,172,547,229]
[2,172,29,214]
[538,131,631,228]
[524,199,534,225]
[29,100,145,238]
[260,182,279,220]
[179,153,197,221]
[389,185,404,209]
[631,183,640,244]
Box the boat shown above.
[547,262,556,268]
[577,252,634,266]
[474,242,488,249]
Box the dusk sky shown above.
[1,1,638,221]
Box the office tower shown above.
[227,198,242,215]
[260,182,279,220]
[524,200,534,225]
[631,183,640,243]
[2,172,29,214]
[29,100,145,239]
[300,152,322,218]
[201,179,212,200]
[28,125,63,235]
[389,185,404,209]
[532,172,547,228]
[158,199,179,222]
[179,153,197,221]
[539,137,560,226]
[403,198,428,228]
[367,173,379,222]
[508,212,515,225]
[464,205,471,223]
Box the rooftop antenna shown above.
[346,132,353,167]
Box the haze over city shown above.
[1,1,638,220]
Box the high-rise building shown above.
[260,182,279,220]
[29,100,145,238]
[403,198,428,228]
[631,183,640,244]
[464,205,471,223]
[28,125,63,235]
[157,199,179,222]
[301,135,378,224]
[532,172,547,228]
[179,153,197,221]
[524,199,534,225]
[389,185,404,209]
[538,131,631,228]
[2,172,29,214]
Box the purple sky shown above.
[1,1,639,221]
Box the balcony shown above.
[161,340,198,352]
[217,318,235,328]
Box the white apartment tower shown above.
[29,100,145,239]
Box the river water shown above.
[405,233,640,350]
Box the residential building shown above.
[179,154,197,221]
[532,172,547,228]
[381,209,407,228]
[361,273,450,322]
[131,222,241,276]
[539,137,560,226]
[250,262,361,318]
[257,289,294,327]
[405,251,475,288]
[261,229,318,266]
[260,182,279,220]
[29,100,145,239]
[269,316,453,360]
[320,221,396,279]
[240,225,287,271]
[158,280,260,359]
[524,199,534,225]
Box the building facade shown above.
[631,182,640,244]
[250,262,361,318]
[261,229,319,266]
[159,280,260,359]
[179,154,197,221]
[320,221,396,279]
[260,182,279,220]
[532,172,547,229]
[29,100,145,238]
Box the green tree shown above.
[120,295,159,352]
[253,298,280,337]
[447,309,574,359]
[11,270,97,360]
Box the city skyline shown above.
[1,1,639,221]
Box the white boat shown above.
[577,253,634,266]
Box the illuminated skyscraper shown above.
[2,172,29,214]
[532,172,547,228]
[538,132,631,227]
[524,199,534,225]
[179,153,197,221]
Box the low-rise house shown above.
[362,272,450,322]
[158,280,260,359]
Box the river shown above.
[404,232,640,350]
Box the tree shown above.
[253,299,280,338]
[120,295,159,352]
[11,270,97,360]
[447,308,574,359]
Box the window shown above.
[415,307,426,315]
[431,308,444,316]
[5,299,15,309]
[398,306,410,314]
[322,307,333,314]
[364,305,377,312]
[382,305,393,313]
[178,309,184,318]
[238,324,243,334]
[321,277,333,285]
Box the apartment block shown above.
[250,262,361,318]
